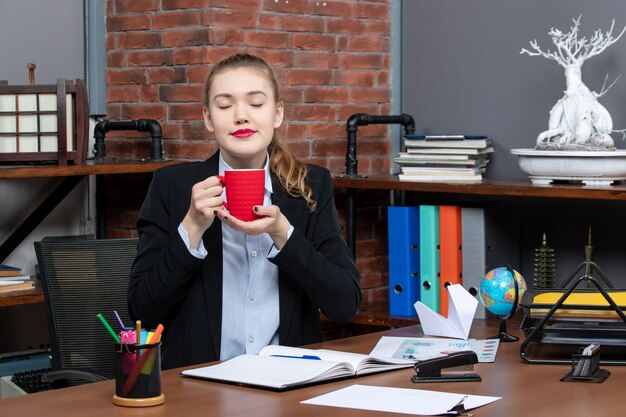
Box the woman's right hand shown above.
[182,176,224,249]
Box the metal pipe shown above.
[341,113,416,257]
[93,119,164,161]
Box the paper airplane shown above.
[414,284,478,339]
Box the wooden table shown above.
[2,317,623,417]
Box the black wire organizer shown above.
[560,346,610,383]
[519,259,626,365]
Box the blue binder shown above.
[387,206,420,316]
[419,205,440,312]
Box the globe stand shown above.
[487,266,520,343]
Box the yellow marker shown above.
[135,320,141,345]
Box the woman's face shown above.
[203,67,284,169]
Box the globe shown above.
[479,267,527,317]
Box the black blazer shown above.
[128,152,361,369]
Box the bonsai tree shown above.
[521,16,626,150]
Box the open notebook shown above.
[181,345,413,390]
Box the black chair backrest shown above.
[35,238,138,377]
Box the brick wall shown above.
[104,0,393,303]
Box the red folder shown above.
[439,205,463,317]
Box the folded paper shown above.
[414,284,477,339]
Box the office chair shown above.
[34,237,138,386]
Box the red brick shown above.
[367,20,390,36]
[165,140,215,159]
[285,123,307,140]
[288,104,335,121]
[106,104,123,119]
[160,85,204,102]
[337,36,349,51]
[279,15,324,32]
[294,52,339,68]
[309,0,352,17]
[338,105,382,120]
[148,67,187,84]
[326,18,367,35]
[348,36,389,52]
[107,51,126,67]
[181,122,208,139]
[258,14,279,30]
[162,29,211,47]
[118,32,162,49]
[280,86,302,103]
[152,11,200,29]
[339,53,384,69]
[349,87,390,103]
[205,47,242,64]
[140,86,158,102]
[287,69,332,85]
[312,139,345,156]
[161,122,182,139]
[107,14,150,32]
[360,271,387,289]
[354,2,389,20]
[338,70,376,87]
[186,66,210,84]
[162,0,210,9]
[293,34,335,51]
[210,0,261,10]
[263,0,308,13]
[107,86,140,102]
[128,50,174,67]
[356,238,388,258]
[212,27,245,46]
[121,104,167,120]
[114,0,159,13]
[107,33,116,49]
[108,69,147,85]
[283,139,309,157]
[306,122,344,139]
[304,87,349,103]
[169,103,203,120]
[174,48,205,65]
[202,9,256,28]
[377,72,389,87]
[250,50,293,68]
[245,31,290,48]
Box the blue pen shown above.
[271,354,321,360]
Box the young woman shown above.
[128,53,361,369]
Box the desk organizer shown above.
[561,349,610,382]
[519,260,626,365]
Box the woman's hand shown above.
[182,176,224,249]
[215,205,292,249]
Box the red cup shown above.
[217,169,265,221]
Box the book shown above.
[0,280,34,294]
[395,158,489,168]
[399,174,483,182]
[404,138,493,149]
[407,134,488,140]
[400,167,484,176]
[0,275,31,282]
[396,152,481,161]
[387,207,421,316]
[181,345,413,390]
[0,265,22,277]
[405,147,494,155]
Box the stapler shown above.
[411,350,481,383]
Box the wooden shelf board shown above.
[0,281,44,308]
[0,158,185,179]
[333,175,626,201]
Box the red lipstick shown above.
[232,129,256,138]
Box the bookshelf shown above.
[333,174,626,327]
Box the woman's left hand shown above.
[215,205,292,249]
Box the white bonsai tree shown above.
[521,16,626,150]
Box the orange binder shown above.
[439,205,463,317]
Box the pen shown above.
[135,320,141,345]
[270,354,321,360]
[96,313,121,343]
[113,310,125,329]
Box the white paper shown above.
[369,336,499,363]
[302,384,500,416]
[414,284,477,339]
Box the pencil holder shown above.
[560,348,610,383]
[112,342,165,407]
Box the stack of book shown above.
[0,264,34,294]
[394,134,493,181]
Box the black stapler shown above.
[411,350,481,383]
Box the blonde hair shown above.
[204,53,316,211]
